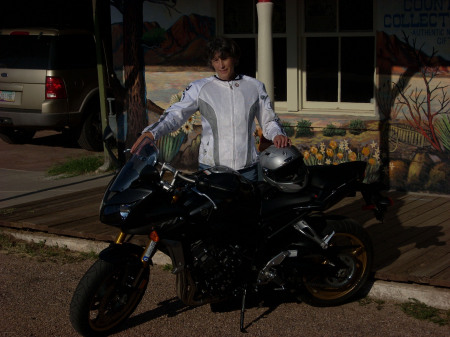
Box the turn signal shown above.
[149,231,160,242]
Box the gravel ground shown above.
[0,251,449,337]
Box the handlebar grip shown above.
[196,177,232,193]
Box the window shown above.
[52,35,97,69]
[222,0,287,101]
[0,36,51,69]
[303,0,374,110]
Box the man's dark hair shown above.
[206,36,241,68]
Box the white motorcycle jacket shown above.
[143,74,286,170]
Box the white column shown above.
[286,0,299,111]
[256,1,274,103]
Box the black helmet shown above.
[259,145,308,193]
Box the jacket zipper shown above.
[229,80,236,169]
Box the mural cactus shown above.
[435,114,450,152]
[157,131,187,163]
[156,92,199,163]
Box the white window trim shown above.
[294,0,377,115]
[300,32,376,111]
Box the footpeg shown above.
[293,220,335,249]
[257,251,290,285]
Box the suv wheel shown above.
[77,111,103,151]
[0,128,36,144]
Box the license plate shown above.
[0,90,15,102]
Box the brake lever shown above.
[191,187,218,210]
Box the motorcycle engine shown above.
[190,239,244,298]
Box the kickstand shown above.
[240,287,247,333]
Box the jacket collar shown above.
[214,74,242,81]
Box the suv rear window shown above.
[0,34,97,70]
[51,35,97,69]
[0,35,52,69]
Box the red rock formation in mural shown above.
[111,14,215,68]
[376,31,450,75]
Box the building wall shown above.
[111,0,450,194]
[375,0,450,193]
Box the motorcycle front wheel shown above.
[298,218,373,306]
[70,259,149,336]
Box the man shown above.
[132,36,289,181]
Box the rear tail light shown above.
[10,31,30,35]
[45,76,67,99]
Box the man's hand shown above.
[131,132,154,153]
[273,135,291,148]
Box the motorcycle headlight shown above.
[119,204,133,219]
[101,202,136,225]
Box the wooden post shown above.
[123,0,147,151]
[92,0,112,170]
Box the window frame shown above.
[300,0,376,112]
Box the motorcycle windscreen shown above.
[110,139,159,192]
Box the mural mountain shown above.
[111,13,215,68]
[377,31,450,75]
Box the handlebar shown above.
[158,162,196,190]
[159,162,232,193]
[158,162,219,210]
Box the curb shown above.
[368,280,450,310]
[1,228,172,266]
[2,228,449,310]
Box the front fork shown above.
[113,230,160,287]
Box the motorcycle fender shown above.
[160,239,185,274]
[99,243,146,267]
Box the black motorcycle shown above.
[70,136,390,336]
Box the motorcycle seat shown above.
[307,161,366,191]
[258,162,366,215]
[257,182,314,215]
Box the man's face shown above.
[211,52,236,81]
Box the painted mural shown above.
[111,0,216,69]
[275,116,383,186]
[110,0,216,107]
[376,0,450,194]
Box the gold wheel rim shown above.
[303,232,368,301]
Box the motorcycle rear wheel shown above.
[70,259,149,336]
[298,218,373,306]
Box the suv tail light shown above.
[10,31,30,35]
[45,76,67,99]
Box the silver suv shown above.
[0,28,103,151]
